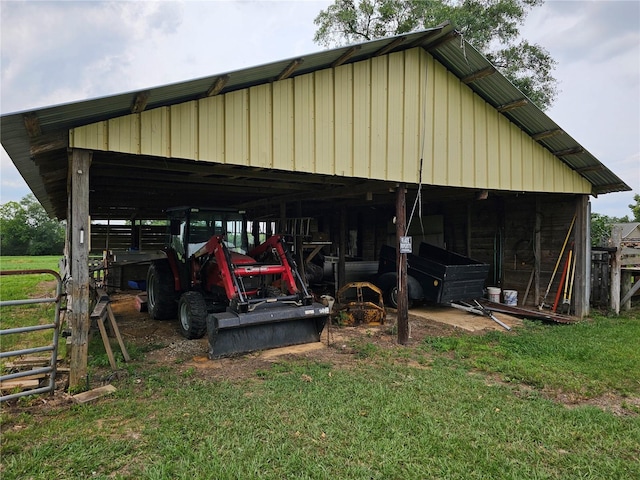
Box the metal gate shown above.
[1,269,64,402]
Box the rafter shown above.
[277,59,303,81]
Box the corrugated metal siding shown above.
[70,48,592,195]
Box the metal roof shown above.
[1,22,630,219]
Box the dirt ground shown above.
[7,291,638,416]
[108,291,522,381]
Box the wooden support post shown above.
[534,197,541,305]
[621,270,632,311]
[396,184,409,345]
[610,225,622,314]
[338,206,347,290]
[574,196,590,318]
[69,149,92,389]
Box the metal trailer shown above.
[375,243,490,307]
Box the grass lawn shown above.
[1,257,639,479]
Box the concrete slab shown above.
[409,305,521,332]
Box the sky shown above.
[1,0,638,219]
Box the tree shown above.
[314,0,558,109]
[0,194,65,255]
[629,193,640,222]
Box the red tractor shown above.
[146,207,329,357]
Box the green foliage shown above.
[630,193,640,222]
[0,195,65,256]
[314,0,557,109]
[591,211,633,247]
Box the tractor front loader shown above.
[146,208,329,358]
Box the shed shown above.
[1,23,630,387]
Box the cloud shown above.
[0,1,186,111]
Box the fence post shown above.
[610,225,622,314]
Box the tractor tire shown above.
[178,291,208,339]
[147,261,178,320]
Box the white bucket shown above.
[487,287,501,303]
[503,289,518,306]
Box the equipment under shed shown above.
[1,23,630,389]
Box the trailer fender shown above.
[375,272,423,308]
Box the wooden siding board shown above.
[353,60,371,178]
[272,79,294,171]
[370,56,388,179]
[510,123,523,190]
[170,102,197,159]
[432,61,448,185]
[315,69,335,175]
[198,96,225,162]
[249,84,273,168]
[107,115,139,154]
[473,97,488,187]
[225,90,248,165]
[141,107,170,158]
[334,64,354,177]
[387,52,405,180]
[461,84,476,187]
[447,71,462,186]
[423,55,436,185]
[402,49,422,183]
[294,74,315,173]
[69,47,594,195]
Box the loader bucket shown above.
[207,302,329,358]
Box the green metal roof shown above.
[1,22,630,219]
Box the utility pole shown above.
[396,184,409,344]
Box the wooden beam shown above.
[461,66,496,84]
[277,58,303,81]
[374,36,406,57]
[574,195,590,318]
[130,90,151,114]
[532,129,563,141]
[206,75,230,97]
[575,164,605,174]
[338,206,347,290]
[29,132,69,156]
[553,146,584,157]
[425,31,458,51]
[68,149,92,390]
[497,99,528,112]
[610,225,622,314]
[331,46,361,68]
[23,113,41,138]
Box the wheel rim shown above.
[148,271,156,308]
[179,301,190,331]
[390,287,398,308]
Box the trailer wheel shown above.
[147,261,178,320]
[178,291,208,339]
[386,287,414,310]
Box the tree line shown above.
[0,195,65,256]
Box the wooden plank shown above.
[107,305,130,362]
[5,356,61,368]
[90,299,109,320]
[72,384,117,404]
[0,379,40,391]
[620,274,640,308]
[96,314,117,370]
